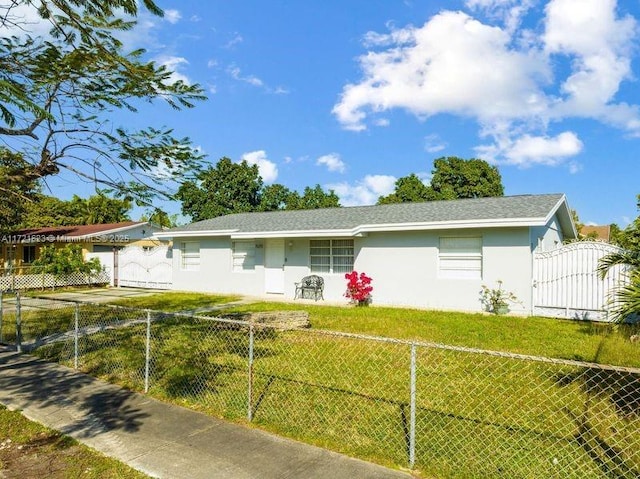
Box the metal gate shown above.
[117,245,172,289]
[533,241,629,321]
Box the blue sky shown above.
[29,1,640,225]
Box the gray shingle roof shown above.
[170,194,568,235]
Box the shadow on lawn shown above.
[556,368,640,478]
[0,347,148,439]
[250,370,575,467]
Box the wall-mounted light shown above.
[288,241,294,247]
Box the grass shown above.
[101,292,640,367]
[0,405,148,478]
[4,291,640,478]
[107,291,242,312]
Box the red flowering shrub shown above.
[344,271,373,306]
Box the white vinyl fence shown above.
[533,241,630,321]
[116,245,172,289]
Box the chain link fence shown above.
[1,292,638,478]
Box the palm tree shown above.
[596,250,640,280]
[598,246,640,323]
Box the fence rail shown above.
[1,293,639,478]
[0,267,110,292]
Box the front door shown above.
[265,239,285,294]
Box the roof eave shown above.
[167,218,547,240]
[73,222,149,240]
[543,194,577,239]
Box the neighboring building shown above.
[1,221,164,272]
[579,225,611,242]
[157,194,576,314]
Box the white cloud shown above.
[333,11,550,132]
[241,150,278,183]
[544,0,638,129]
[224,33,244,49]
[154,55,192,84]
[334,1,640,167]
[328,175,397,206]
[476,131,584,167]
[465,0,536,32]
[0,2,52,38]
[164,9,181,24]
[227,65,264,87]
[226,65,289,95]
[424,134,447,153]
[316,154,346,173]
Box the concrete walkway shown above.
[0,346,414,479]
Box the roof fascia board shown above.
[196,218,545,239]
[355,218,545,234]
[73,222,148,239]
[542,195,577,239]
[155,229,238,239]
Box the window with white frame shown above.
[180,241,200,271]
[310,239,354,273]
[232,241,256,271]
[438,237,482,279]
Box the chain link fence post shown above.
[15,291,21,353]
[247,323,254,422]
[145,310,151,393]
[74,303,79,369]
[409,342,417,469]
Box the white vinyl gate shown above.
[533,241,629,321]
[117,245,172,289]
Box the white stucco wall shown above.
[171,227,535,313]
[530,215,564,253]
[353,228,532,313]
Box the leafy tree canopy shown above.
[0,147,40,231]
[32,244,101,277]
[378,157,504,204]
[176,158,263,222]
[177,157,341,221]
[613,194,640,252]
[289,184,340,210]
[20,193,131,228]
[139,209,178,228]
[0,0,206,205]
[377,174,432,205]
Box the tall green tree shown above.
[429,157,504,200]
[0,0,205,204]
[259,184,296,211]
[176,158,263,222]
[139,209,178,228]
[378,157,504,205]
[20,193,131,228]
[0,148,40,231]
[288,184,341,210]
[377,174,432,205]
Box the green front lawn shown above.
[6,291,639,478]
[108,292,640,368]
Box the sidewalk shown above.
[0,346,414,479]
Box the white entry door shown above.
[265,239,285,294]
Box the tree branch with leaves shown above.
[0,0,206,205]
